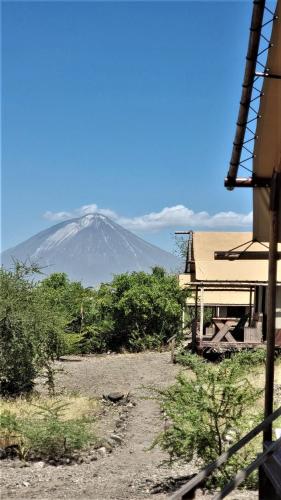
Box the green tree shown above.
[0,264,64,395]
[37,273,95,332]
[36,273,99,356]
[79,267,189,352]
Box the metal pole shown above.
[192,285,198,353]
[249,286,252,325]
[199,287,204,341]
[264,171,280,442]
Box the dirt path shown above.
[1,352,257,500]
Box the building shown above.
[179,231,281,352]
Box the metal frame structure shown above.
[171,1,280,497]
[226,0,280,189]
[224,0,281,444]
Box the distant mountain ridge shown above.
[1,214,180,285]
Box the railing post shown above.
[259,463,280,500]
[192,285,198,353]
[264,171,280,443]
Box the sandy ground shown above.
[0,352,258,500]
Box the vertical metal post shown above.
[199,286,204,341]
[249,286,253,325]
[192,285,198,353]
[264,171,280,442]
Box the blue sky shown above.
[2,0,255,252]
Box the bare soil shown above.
[0,352,257,500]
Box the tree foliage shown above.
[0,264,188,393]
[37,273,95,332]
[78,267,189,353]
[0,265,65,395]
[153,352,263,488]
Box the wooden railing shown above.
[170,406,281,499]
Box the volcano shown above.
[1,214,180,285]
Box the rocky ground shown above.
[0,351,258,500]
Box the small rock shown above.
[97,447,107,457]
[103,440,113,451]
[22,481,30,487]
[110,434,123,444]
[34,461,45,469]
[90,455,98,461]
[106,392,124,403]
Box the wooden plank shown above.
[211,322,236,342]
[244,327,262,342]
[225,331,236,342]
[199,341,265,349]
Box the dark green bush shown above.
[79,267,189,353]
[0,264,65,395]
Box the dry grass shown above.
[246,359,281,430]
[0,394,99,451]
[0,394,99,421]
[247,359,281,390]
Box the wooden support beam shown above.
[214,251,281,260]
[224,176,271,189]
[264,171,281,443]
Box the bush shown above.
[62,333,83,355]
[0,397,96,460]
[79,267,189,353]
[152,352,262,488]
[37,273,96,335]
[0,264,65,395]
[230,348,266,367]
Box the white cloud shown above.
[43,210,72,221]
[43,204,252,231]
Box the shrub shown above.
[0,397,96,460]
[62,333,83,355]
[230,348,266,367]
[37,273,96,335]
[22,401,94,459]
[0,264,65,395]
[79,267,189,353]
[152,352,262,488]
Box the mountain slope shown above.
[1,214,180,285]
